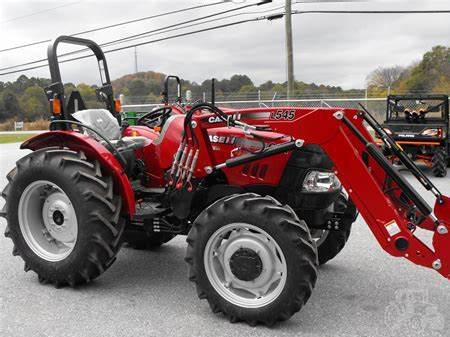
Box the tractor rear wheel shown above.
[1,148,125,287]
[185,193,318,326]
[431,147,447,177]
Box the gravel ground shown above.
[0,142,449,337]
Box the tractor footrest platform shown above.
[134,201,166,221]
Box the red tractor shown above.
[125,74,356,265]
[1,37,449,326]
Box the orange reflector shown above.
[114,99,121,113]
[52,98,61,115]
[131,130,138,137]
[154,126,161,132]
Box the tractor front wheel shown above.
[310,193,355,265]
[1,148,125,287]
[310,228,351,265]
[431,147,447,177]
[185,193,318,326]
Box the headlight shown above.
[302,171,342,193]
[420,128,442,138]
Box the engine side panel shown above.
[124,116,185,186]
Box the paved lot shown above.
[0,142,449,337]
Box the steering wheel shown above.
[137,107,172,128]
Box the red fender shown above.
[21,131,135,216]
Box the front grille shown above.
[242,163,268,179]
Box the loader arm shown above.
[189,107,450,279]
[300,109,449,278]
[287,109,448,279]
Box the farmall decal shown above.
[270,110,296,121]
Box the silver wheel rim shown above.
[311,229,329,247]
[204,223,287,308]
[18,180,78,262]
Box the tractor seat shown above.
[72,109,149,150]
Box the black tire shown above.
[185,193,318,326]
[127,232,176,250]
[431,148,447,177]
[0,148,125,287]
[314,228,351,265]
[314,193,354,265]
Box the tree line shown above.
[0,45,448,123]
[366,46,450,96]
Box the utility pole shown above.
[285,0,294,99]
[134,46,138,73]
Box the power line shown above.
[0,0,231,53]
[0,0,352,53]
[0,0,273,72]
[2,8,449,77]
[99,4,287,48]
[292,9,450,14]
[106,16,270,53]
[0,1,82,25]
[0,16,270,76]
[94,0,272,51]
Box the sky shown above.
[0,0,449,90]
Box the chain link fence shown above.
[120,92,395,122]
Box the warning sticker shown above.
[385,220,401,237]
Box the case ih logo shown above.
[208,135,236,144]
[206,112,272,124]
[208,113,242,123]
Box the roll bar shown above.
[162,75,182,105]
[47,35,111,85]
[44,36,117,125]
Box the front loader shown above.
[1,36,449,326]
